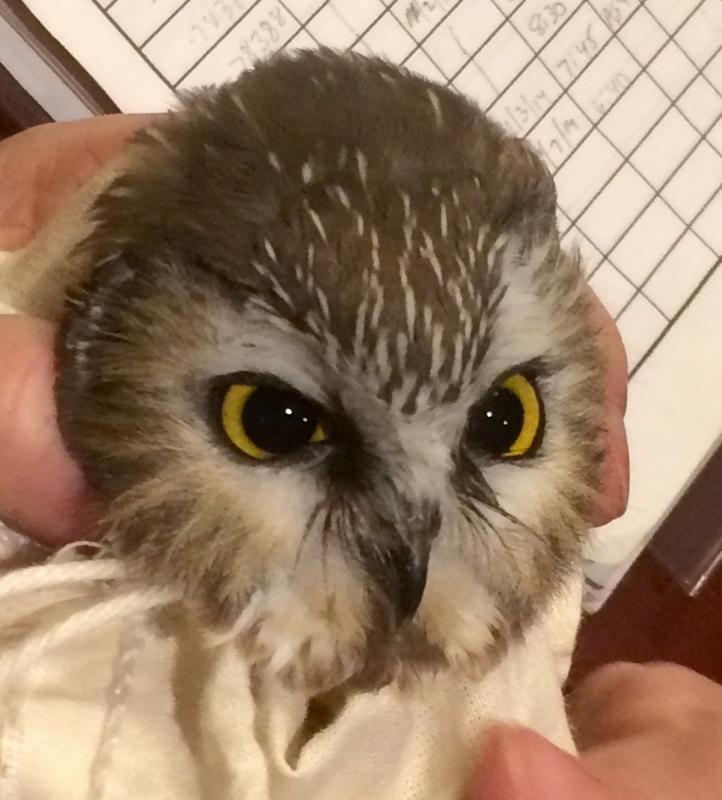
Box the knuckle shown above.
[582,662,718,725]
[580,661,646,696]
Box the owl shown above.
[43,49,602,692]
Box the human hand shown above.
[0,116,153,544]
[585,289,628,527]
[474,662,722,800]
[0,115,629,545]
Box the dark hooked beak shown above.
[359,504,441,626]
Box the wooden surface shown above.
[572,441,722,686]
[1,64,721,685]
[571,547,722,687]
[651,441,722,595]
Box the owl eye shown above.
[467,372,543,459]
[220,383,328,460]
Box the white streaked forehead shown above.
[480,234,561,382]
[196,201,559,423]
[199,303,330,404]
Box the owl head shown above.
[57,50,602,691]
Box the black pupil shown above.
[242,386,320,455]
[467,387,524,455]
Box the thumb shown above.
[0,315,95,544]
[472,725,612,800]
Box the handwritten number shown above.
[545,2,566,24]
[593,71,630,115]
[528,13,547,37]
[576,23,598,58]
[529,2,567,38]
[270,5,285,26]
[602,5,621,30]
[600,0,633,32]
[260,20,278,44]
[405,2,422,27]
[230,5,287,70]
[556,58,572,80]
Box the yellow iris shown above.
[221,384,327,460]
[500,373,542,458]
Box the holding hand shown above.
[475,662,722,800]
[0,116,151,542]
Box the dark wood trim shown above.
[651,442,722,595]
[0,61,51,136]
[570,546,722,687]
[1,0,119,118]
[571,441,722,686]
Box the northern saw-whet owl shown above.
[52,49,602,692]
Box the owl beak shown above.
[360,504,440,626]
[392,546,430,624]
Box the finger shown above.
[568,662,651,749]
[585,289,629,527]
[0,315,96,544]
[587,288,628,415]
[0,114,157,250]
[589,409,628,527]
[472,725,612,800]
[569,662,722,750]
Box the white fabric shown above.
[0,247,582,798]
[0,541,582,800]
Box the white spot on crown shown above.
[426,88,444,128]
[301,160,313,184]
[355,148,368,189]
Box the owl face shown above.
[57,51,602,690]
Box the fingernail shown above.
[473,726,604,800]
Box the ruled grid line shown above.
[370,0,722,346]
[489,2,712,271]
[91,0,722,375]
[526,4,720,328]
[141,0,193,49]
